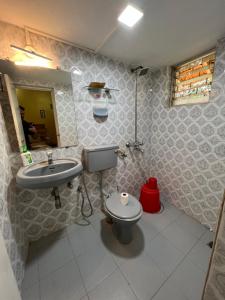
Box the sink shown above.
[16,158,83,189]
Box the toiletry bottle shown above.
[21,150,33,166]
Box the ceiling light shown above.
[11,45,52,61]
[118,5,143,27]
[14,57,51,68]
[10,44,52,68]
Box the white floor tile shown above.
[90,218,102,234]
[95,220,147,266]
[162,200,184,219]
[88,269,137,300]
[22,253,39,290]
[138,214,160,240]
[144,203,182,233]
[89,210,106,224]
[32,229,67,249]
[120,253,166,300]
[40,260,86,300]
[91,217,115,248]
[37,237,73,279]
[112,243,147,266]
[22,283,40,300]
[200,230,215,245]
[175,214,206,239]
[68,223,101,257]
[148,234,185,276]
[169,256,206,300]
[22,211,210,300]
[80,296,89,300]
[77,245,117,292]
[152,277,188,300]
[186,240,212,273]
[161,221,198,254]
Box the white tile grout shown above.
[149,227,209,300]
[88,206,208,299]
[87,219,140,299]
[65,230,89,300]
[22,207,211,300]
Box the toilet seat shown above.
[104,192,142,221]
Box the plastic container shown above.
[21,151,33,166]
[139,178,161,213]
[147,177,158,189]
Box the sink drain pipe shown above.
[51,173,93,215]
[51,187,61,209]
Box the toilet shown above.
[83,144,143,244]
[104,192,142,244]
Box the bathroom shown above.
[0,1,225,299]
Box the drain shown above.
[207,241,213,249]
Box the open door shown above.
[4,74,25,151]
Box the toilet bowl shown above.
[104,192,143,244]
[83,145,143,244]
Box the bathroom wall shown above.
[149,38,225,230]
[0,85,27,288]
[0,20,152,242]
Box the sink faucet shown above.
[47,151,53,165]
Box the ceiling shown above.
[0,0,225,67]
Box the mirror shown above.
[17,87,59,150]
[0,59,78,152]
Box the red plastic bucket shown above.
[140,178,161,213]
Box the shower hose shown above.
[79,172,94,218]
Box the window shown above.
[171,50,216,106]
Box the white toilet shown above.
[83,145,143,244]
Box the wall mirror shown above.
[0,60,78,152]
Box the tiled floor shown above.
[22,200,214,300]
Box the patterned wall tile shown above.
[0,103,27,289]
[0,22,151,247]
[149,38,225,230]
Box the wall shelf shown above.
[83,86,119,92]
[82,86,119,100]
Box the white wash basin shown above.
[16,159,83,189]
